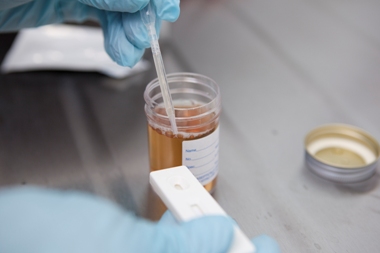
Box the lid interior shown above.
[305,125,380,169]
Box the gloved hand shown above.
[0,187,234,253]
[160,211,281,253]
[0,0,180,67]
[0,187,281,253]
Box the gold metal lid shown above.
[305,124,380,182]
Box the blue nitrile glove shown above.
[160,211,281,253]
[0,187,235,253]
[0,0,180,67]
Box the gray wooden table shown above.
[1,0,379,252]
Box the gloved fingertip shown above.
[126,27,150,49]
[252,234,281,253]
[105,42,143,67]
[155,0,180,22]
[122,13,151,49]
[158,6,180,22]
[119,48,145,67]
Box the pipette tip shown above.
[169,115,178,135]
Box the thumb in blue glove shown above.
[0,187,234,253]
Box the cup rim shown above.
[144,72,221,122]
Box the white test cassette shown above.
[150,165,256,253]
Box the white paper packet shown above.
[1,24,150,79]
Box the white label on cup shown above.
[182,126,219,185]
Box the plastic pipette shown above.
[140,3,178,135]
